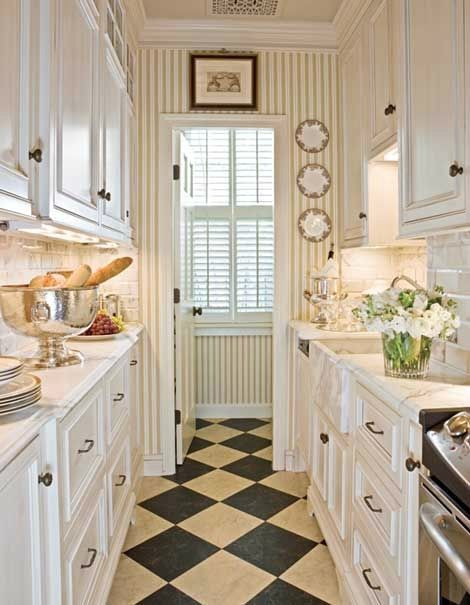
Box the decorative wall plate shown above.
[295,119,329,153]
[297,208,332,242]
[296,164,331,199]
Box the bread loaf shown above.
[85,257,133,286]
[65,264,92,287]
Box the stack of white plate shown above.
[0,374,41,416]
[0,357,25,386]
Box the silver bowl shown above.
[0,285,99,368]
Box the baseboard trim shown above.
[196,403,272,418]
[144,454,164,476]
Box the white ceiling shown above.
[142,0,344,22]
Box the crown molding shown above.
[123,0,146,42]
[139,18,338,51]
[334,0,373,51]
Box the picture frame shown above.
[190,53,258,110]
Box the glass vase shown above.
[382,332,432,379]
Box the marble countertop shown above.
[289,320,379,341]
[0,323,143,472]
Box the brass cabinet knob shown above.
[38,472,53,487]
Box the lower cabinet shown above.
[0,437,49,605]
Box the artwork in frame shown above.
[190,54,258,110]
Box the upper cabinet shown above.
[340,33,368,248]
[0,0,39,219]
[365,0,397,157]
[399,0,468,237]
[0,0,137,244]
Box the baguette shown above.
[65,264,92,287]
[85,257,133,286]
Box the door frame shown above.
[157,113,289,474]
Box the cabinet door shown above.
[327,430,349,540]
[0,438,46,605]
[52,0,100,225]
[102,50,127,234]
[124,101,136,239]
[340,34,368,247]
[311,408,328,502]
[0,0,37,217]
[129,340,142,466]
[400,0,466,235]
[295,352,313,474]
[366,0,396,155]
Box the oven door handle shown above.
[419,502,470,592]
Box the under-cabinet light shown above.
[17,224,100,244]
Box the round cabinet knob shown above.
[105,191,112,201]
[38,472,53,487]
[384,104,396,116]
[320,433,329,444]
[97,188,106,199]
[29,148,43,163]
[405,457,421,472]
[449,163,464,177]
[358,212,367,219]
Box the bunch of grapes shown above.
[84,311,121,336]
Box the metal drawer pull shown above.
[365,421,384,435]
[38,472,53,487]
[130,359,138,366]
[363,495,382,514]
[78,439,95,454]
[81,548,98,569]
[113,393,125,402]
[115,474,126,487]
[320,433,329,444]
[362,568,381,591]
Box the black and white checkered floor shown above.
[108,418,341,605]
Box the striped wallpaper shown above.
[138,48,339,454]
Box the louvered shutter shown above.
[234,129,274,206]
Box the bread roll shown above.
[29,273,66,288]
[65,264,92,287]
[85,257,133,286]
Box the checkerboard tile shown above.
[108,419,341,605]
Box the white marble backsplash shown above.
[0,234,139,355]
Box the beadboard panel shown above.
[195,334,273,408]
[138,48,339,455]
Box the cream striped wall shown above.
[138,48,338,454]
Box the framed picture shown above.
[190,54,257,110]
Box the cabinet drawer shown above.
[352,528,400,605]
[60,385,105,525]
[355,383,402,487]
[107,432,131,538]
[106,356,129,445]
[353,455,401,575]
[64,488,107,605]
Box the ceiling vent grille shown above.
[209,0,280,17]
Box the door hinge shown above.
[175,409,181,426]
[173,164,180,180]
[174,288,181,304]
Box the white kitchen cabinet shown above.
[48,0,100,230]
[327,429,349,540]
[340,32,368,248]
[125,101,138,241]
[0,0,40,219]
[365,0,397,157]
[311,407,330,503]
[101,49,128,235]
[0,438,48,605]
[399,0,469,236]
[294,347,313,474]
[129,340,143,474]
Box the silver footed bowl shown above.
[0,285,99,368]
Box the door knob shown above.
[192,307,203,317]
[29,148,43,163]
[449,163,464,177]
[384,104,396,116]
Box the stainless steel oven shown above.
[419,475,470,605]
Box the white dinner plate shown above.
[0,375,41,401]
[0,391,41,409]
[70,331,126,341]
[0,387,42,406]
[0,357,24,374]
[0,370,24,387]
[0,396,41,416]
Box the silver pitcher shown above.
[0,285,99,368]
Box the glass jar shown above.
[382,332,432,379]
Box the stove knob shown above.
[405,457,421,472]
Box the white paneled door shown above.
[0,0,37,217]
[174,132,196,465]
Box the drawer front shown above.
[352,529,400,605]
[355,383,402,487]
[108,432,131,538]
[106,356,130,445]
[60,385,105,525]
[353,455,401,574]
[65,488,107,605]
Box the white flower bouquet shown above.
[353,286,460,378]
